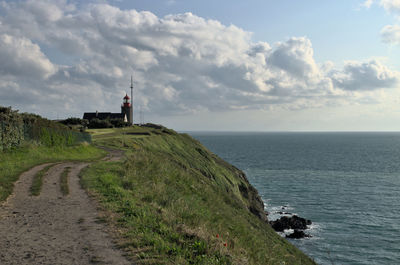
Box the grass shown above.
[81,127,317,265]
[1,124,317,264]
[30,164,53,196]
[0,142,106,202]
[87,125,176,147]
[60,167,71,196]
[86,128,116,136]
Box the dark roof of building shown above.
[83,112,126,121]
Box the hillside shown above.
[81,126,316,264]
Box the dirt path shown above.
[101,147,125,162]
[0,151,132,265]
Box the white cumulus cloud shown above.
[380,0,400,14]
[364,0,400,45]
[0,0,399,119]
[331,60,399,91]
[362,0,400,13]
[381,24,400,44]
[0,34,56,78]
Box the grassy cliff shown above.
[81,126,316,265]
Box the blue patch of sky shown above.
[40,43,81,66]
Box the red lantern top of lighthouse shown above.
[123,93,131,107]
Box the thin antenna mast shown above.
[130,75,134,125]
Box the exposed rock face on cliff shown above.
[209,152,268,222]
[236,172,268,222]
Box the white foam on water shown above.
[265,202,298,221]
[308,222,321,231]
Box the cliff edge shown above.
[82,125,317,264]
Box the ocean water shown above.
[189,132,400,265]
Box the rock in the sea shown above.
[286,230,311,239]
[269,215,312,232]
[276,211,292,215]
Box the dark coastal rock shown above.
[276,211,292,215]
[286,230,311,239]
[269,215,312,232]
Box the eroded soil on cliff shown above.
[0,151,131,265]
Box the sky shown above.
[1,0,400,131]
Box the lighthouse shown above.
[121,93,133,124]
[84,76,134,124]
[120,76,134,125]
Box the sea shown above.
[189,132,400,265]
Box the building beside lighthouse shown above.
[82,94,128,123]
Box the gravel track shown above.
[0,150,131,265]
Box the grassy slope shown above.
[81,126,316,265]
[0,143,106,201]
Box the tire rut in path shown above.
[0,161,132,265]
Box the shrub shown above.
[0,106,91,150]
[88,118,113,129]
[60,117,89,127]
[110,118,129,128]
[0,107,24,151]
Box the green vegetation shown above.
[59,117,131,130]
[0,106,24,151]
[87,118,130,129]
[60,167,71,196]
[0,106,91,151]
[0,143,106,201]
[30,164,54,196]
[81,126,316,265]
[1,113,316,264]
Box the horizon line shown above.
[179,130,400,133]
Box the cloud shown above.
[381,24,400,44]
[364,1,400,45]
[375,0,400,45]
[0,0,399,119]
[362,0,374,8]
[362,0,400,13]
[269,37,319,80]
[0,34,56,78]
[380,0,400,14]
[331,60,399,90]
